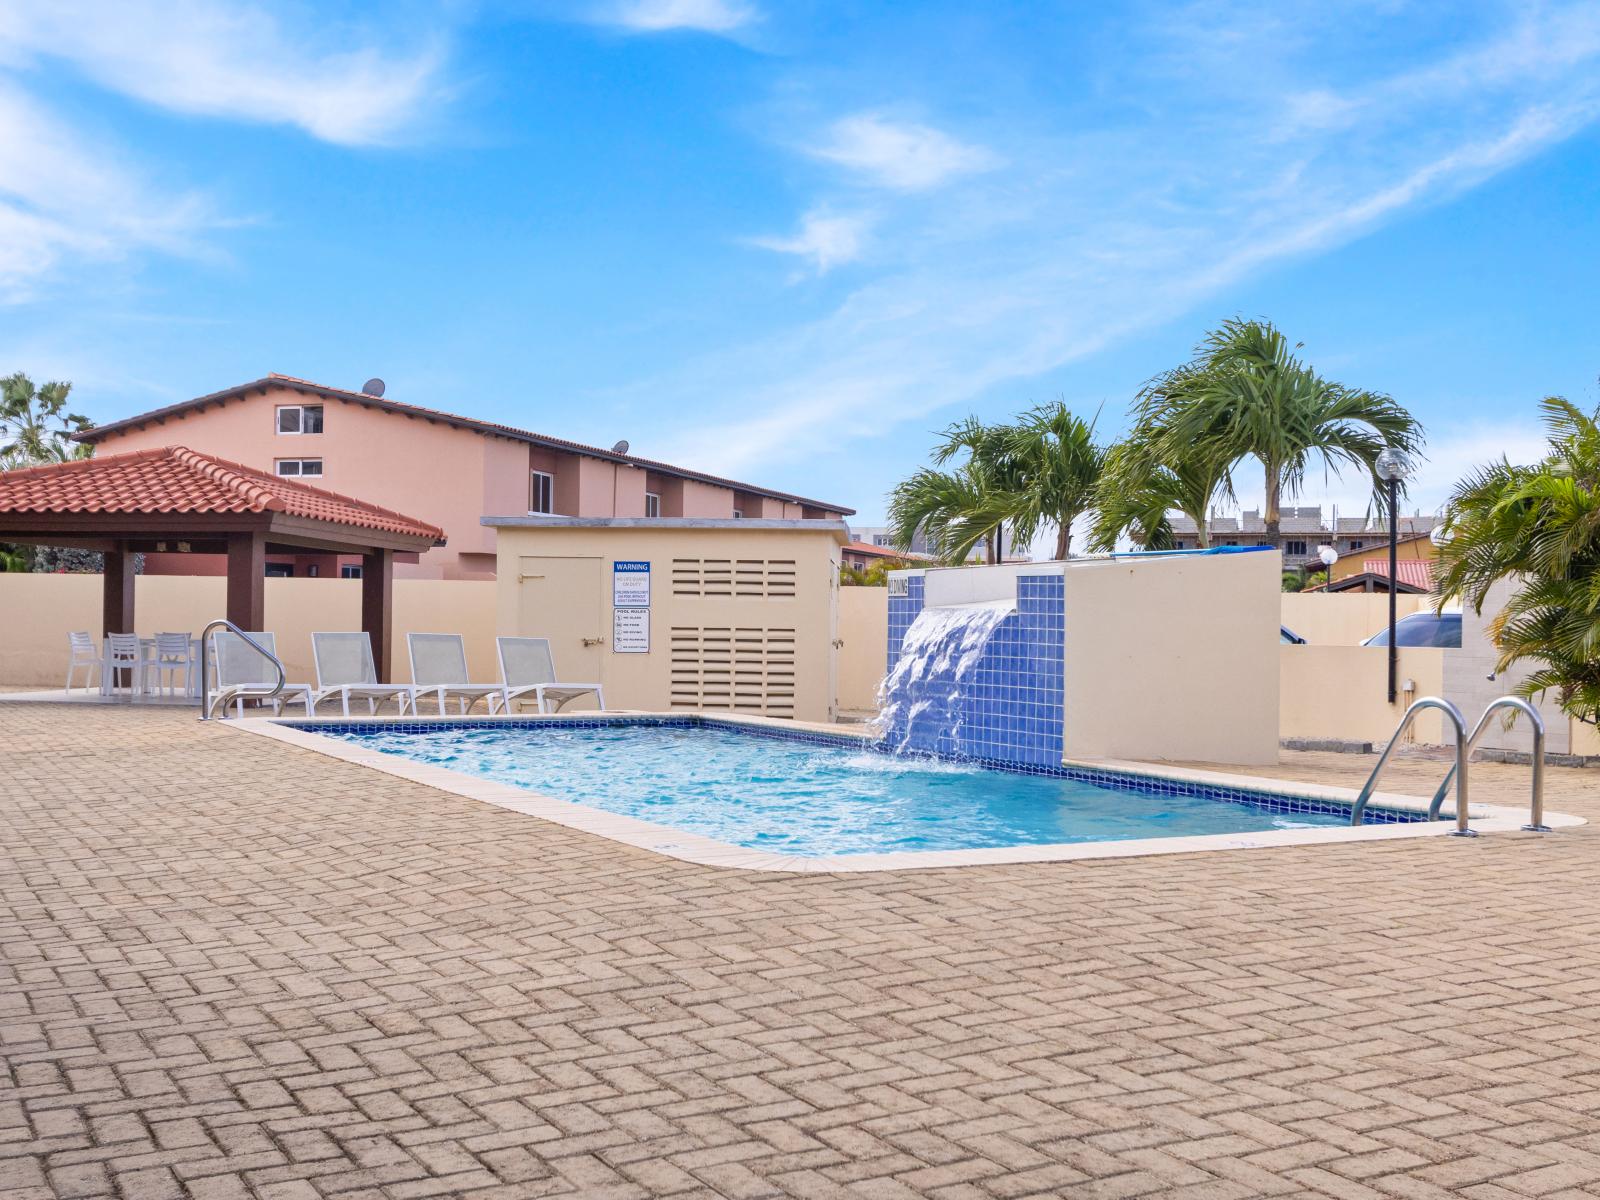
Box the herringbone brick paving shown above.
[2,705,1599,1199]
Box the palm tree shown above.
[1,373,91,469]
[887,463,1010,564]
[889,404,1106,563]
[1434,396,1600,726]
[1143,319,1423,542]
[1089,440,1234,552]
[999,402,1106,560]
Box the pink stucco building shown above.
[77,374,855,579]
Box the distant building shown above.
[1167,507,1439,570]
[851,526,935,556]
[839,541,936,572]
[77,373,854,580]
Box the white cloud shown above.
[0,0,445,146]
[808,114,1000,191]
[748,210,871,275]
[0,82,215,296]
[603,0,758,35]
[637,5,1600,483]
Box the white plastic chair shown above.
[209,631,314,719]
[491,637,604,715]
[407,633,502,715]
[66,631,103,693]
[311,632,415,716]
[152,632,194,697]
[104,633,147,697]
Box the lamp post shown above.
[1374,449,1408,704]
[1317,543,1337,592]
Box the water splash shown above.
[875,599,1015,757]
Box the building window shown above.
[645,492,661,518]
[1174,539,1188,550]
[275,459,323,478]
[873,534,892,546]
[264,563,294,578]
[529,470,554,514]
[340,564,363,580]
[276,404,323,434]
[1349,539,1364,550]
[1285,539,1308,556]
[732,509,744,519]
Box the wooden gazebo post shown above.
[103,543,135,635]
[362,550,394,682]
[226,532,266,631]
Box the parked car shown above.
[1280,625,1306,644]
[1362,612,1462,648]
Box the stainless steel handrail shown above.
[197,618,286,721]
[1429,697,1548,832]
[1350,696,1473,836]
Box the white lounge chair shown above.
[66,631,103,692]
[209,631,314,718]
[311,632,415,717]
[491,636,604,715]
[407,633,502,715]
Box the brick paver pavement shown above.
[3,704,1599,1199]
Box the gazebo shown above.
[0,446,444,679]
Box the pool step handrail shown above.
[1428,696,1548,832]
[1350,696,1473,836]
[197,618,286,721]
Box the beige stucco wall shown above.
[1279,645,1446,744]
[0,574,498,687]
[493,521,841,722]
[1062,551,1281,764]
[836,586,888,716]
[1280,592,1426,645]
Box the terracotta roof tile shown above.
[1363,558,1435,590]
[0,447,444,541]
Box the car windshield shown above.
[1367,614,1461,647]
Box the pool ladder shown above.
[197,618,286,721]
[1349,695,1547,835]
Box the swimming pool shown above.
[297,716,1426,859]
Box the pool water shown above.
[311,720,1396,858]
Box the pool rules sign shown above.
[612,561,650,653]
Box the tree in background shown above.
[1,373,95,571]
[1090,368,1234,552]
[2,374,91,469]
[1434,396,1600,726]
[887,403,1105,562]
[1141,319,1422,541]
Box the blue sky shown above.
[3,0,1598,529]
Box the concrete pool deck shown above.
[4,701,1600,1198]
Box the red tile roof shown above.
[1363,558,1435,590]
[841,541,935,561]
[76,373,856,515]
[0,447,444,541]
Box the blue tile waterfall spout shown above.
[880,571,1065,767]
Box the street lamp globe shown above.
[1374,448,1408,483]
[1317,544,1337,569]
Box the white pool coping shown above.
[228,711,1584,873]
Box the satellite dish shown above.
[611,439,630,454]
[361,378,386,398]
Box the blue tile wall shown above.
[881,571,1065,769]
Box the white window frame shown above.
[275,458,323,478]
[644,492,661,518]
[732,509,744,519]
[276,404,324,435]
[340,564,363,580]
[529,470,554,515]
[1285,539,1308,557]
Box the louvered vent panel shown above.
[672,558,796,598]
[670,625,797,717]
